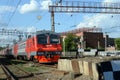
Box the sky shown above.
[0,0,120,46]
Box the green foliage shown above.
[97,48,105,51]
[115,38,120,50]
[84,48,90,51]
[0,46,4,51]
[86,47,92,50]
[64,33,77,51]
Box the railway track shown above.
[0,57,42,80]
[0,56,60,80]
[1,64,17,80]
[0,65,7,80]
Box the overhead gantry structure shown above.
[49,1,120,32]
[0,28,36,46]
[0,28,35,36]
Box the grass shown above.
[22,66,38,72]
[16,63,39,72]
[10,59,52,73]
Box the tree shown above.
[0,46,4,51]
[64,33,77,51]
[115,38,120,50]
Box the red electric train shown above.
[0,31,62,63]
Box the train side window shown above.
[18,42,26,49]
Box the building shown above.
[80,32,105,49]
[61,27,105,49]
[105,35,115,51]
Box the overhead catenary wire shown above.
[7,0,21,27]
[0,0,10,27]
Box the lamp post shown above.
[63,37,65,53]
[63,37,66,56]
[105,32,107,51]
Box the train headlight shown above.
[56,52,61,55]
[37,52,44,55]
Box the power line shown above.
[0,0,10,27]
[7,0,21,26]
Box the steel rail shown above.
[0,57,42,80]
[12,64,42,80]
[1,64,18,80]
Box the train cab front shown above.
[34,31,62,63]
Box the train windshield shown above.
[37,34,47,44]
[50,34,60,44]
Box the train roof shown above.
[36,30,59,35]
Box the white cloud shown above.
[19,0,40,14]
[77,0,120,38]
[19,0,52,14]
[0,6,15,13]
[27,26,37,32]
[40,0,52,10]
[77,14,119,28]
[103,0,120,3]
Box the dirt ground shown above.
[1,56,120,80]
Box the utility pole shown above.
[51,11,55,32]
[50,0,62,32]
[105,32,107,51]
